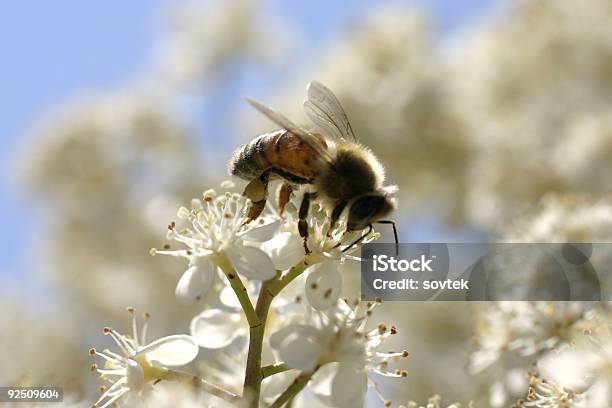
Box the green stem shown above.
[159,369,240,403]
[268,257,311,296]
[243,279,274,407]
[269,371,315,408]
[217,254,260,328]
[243,258,312,407]
[261,363,290,378]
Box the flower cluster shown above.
[89,184,407,407]
[269,299,408,406]
[90,308,198,407]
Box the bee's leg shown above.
[298,192,313,254]
[342,224,373,253]
[278,183,293,217]
[243,171,271,224]
[327,200,348,238]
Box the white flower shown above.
[152,189,277,304]
[90,308,199,408]
[269,299,408,407]
[535,308,612,407]
[516,373,586,408]
[469,302,591,373]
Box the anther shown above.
[143,312,151,320]
[385,400,391,407]
[89,348,96,355]
[378,324,387,334]
[402,350,409,357]
[163,244,171,250]
[324,288,333,299]
[203,189,215,201]
[103,327,112,334]
[310,283,318,290]
[90,363,98,371]
[167,221,176,230]
[126,307,135,314]
[149,248,157,256]
[390,326,397,335]
[375,297,382,303]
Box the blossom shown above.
[469,302,592,373]
[514,373,586,408]
[152,188,277,304]
[90,308,198,407]
[269,299,408,407]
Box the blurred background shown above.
[1,0,611,406]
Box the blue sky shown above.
[0,0,491,277]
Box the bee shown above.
[229,81,398,254]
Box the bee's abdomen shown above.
[229,132,278,180]
[229,130,320,182]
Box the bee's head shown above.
[346,185,398,231]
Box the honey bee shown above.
[229,81,398,253]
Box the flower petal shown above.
[175,258,216,304]
[219,285,242,310]
[141,335,199,367]
[305,262,342,310]
[227,244,276,280]
[261,232,304,270]
[330,364,367,407]
[126,358,145,390]
[270,324,322,371]
[239,220,280,242]
[190,308,245,349]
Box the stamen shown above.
[203,189,215,202]
[177,206,191,219]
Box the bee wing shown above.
[304,80,357,142]
[244,96,335,165]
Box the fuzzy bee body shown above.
[231,81,399,253]
[229,129,325,184]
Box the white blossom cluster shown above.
[89,184,408,406]
[470,197,612,407]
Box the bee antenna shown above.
[377,220,399,255]
[342,224,374,253]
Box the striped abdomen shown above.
[229,129,324,183]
